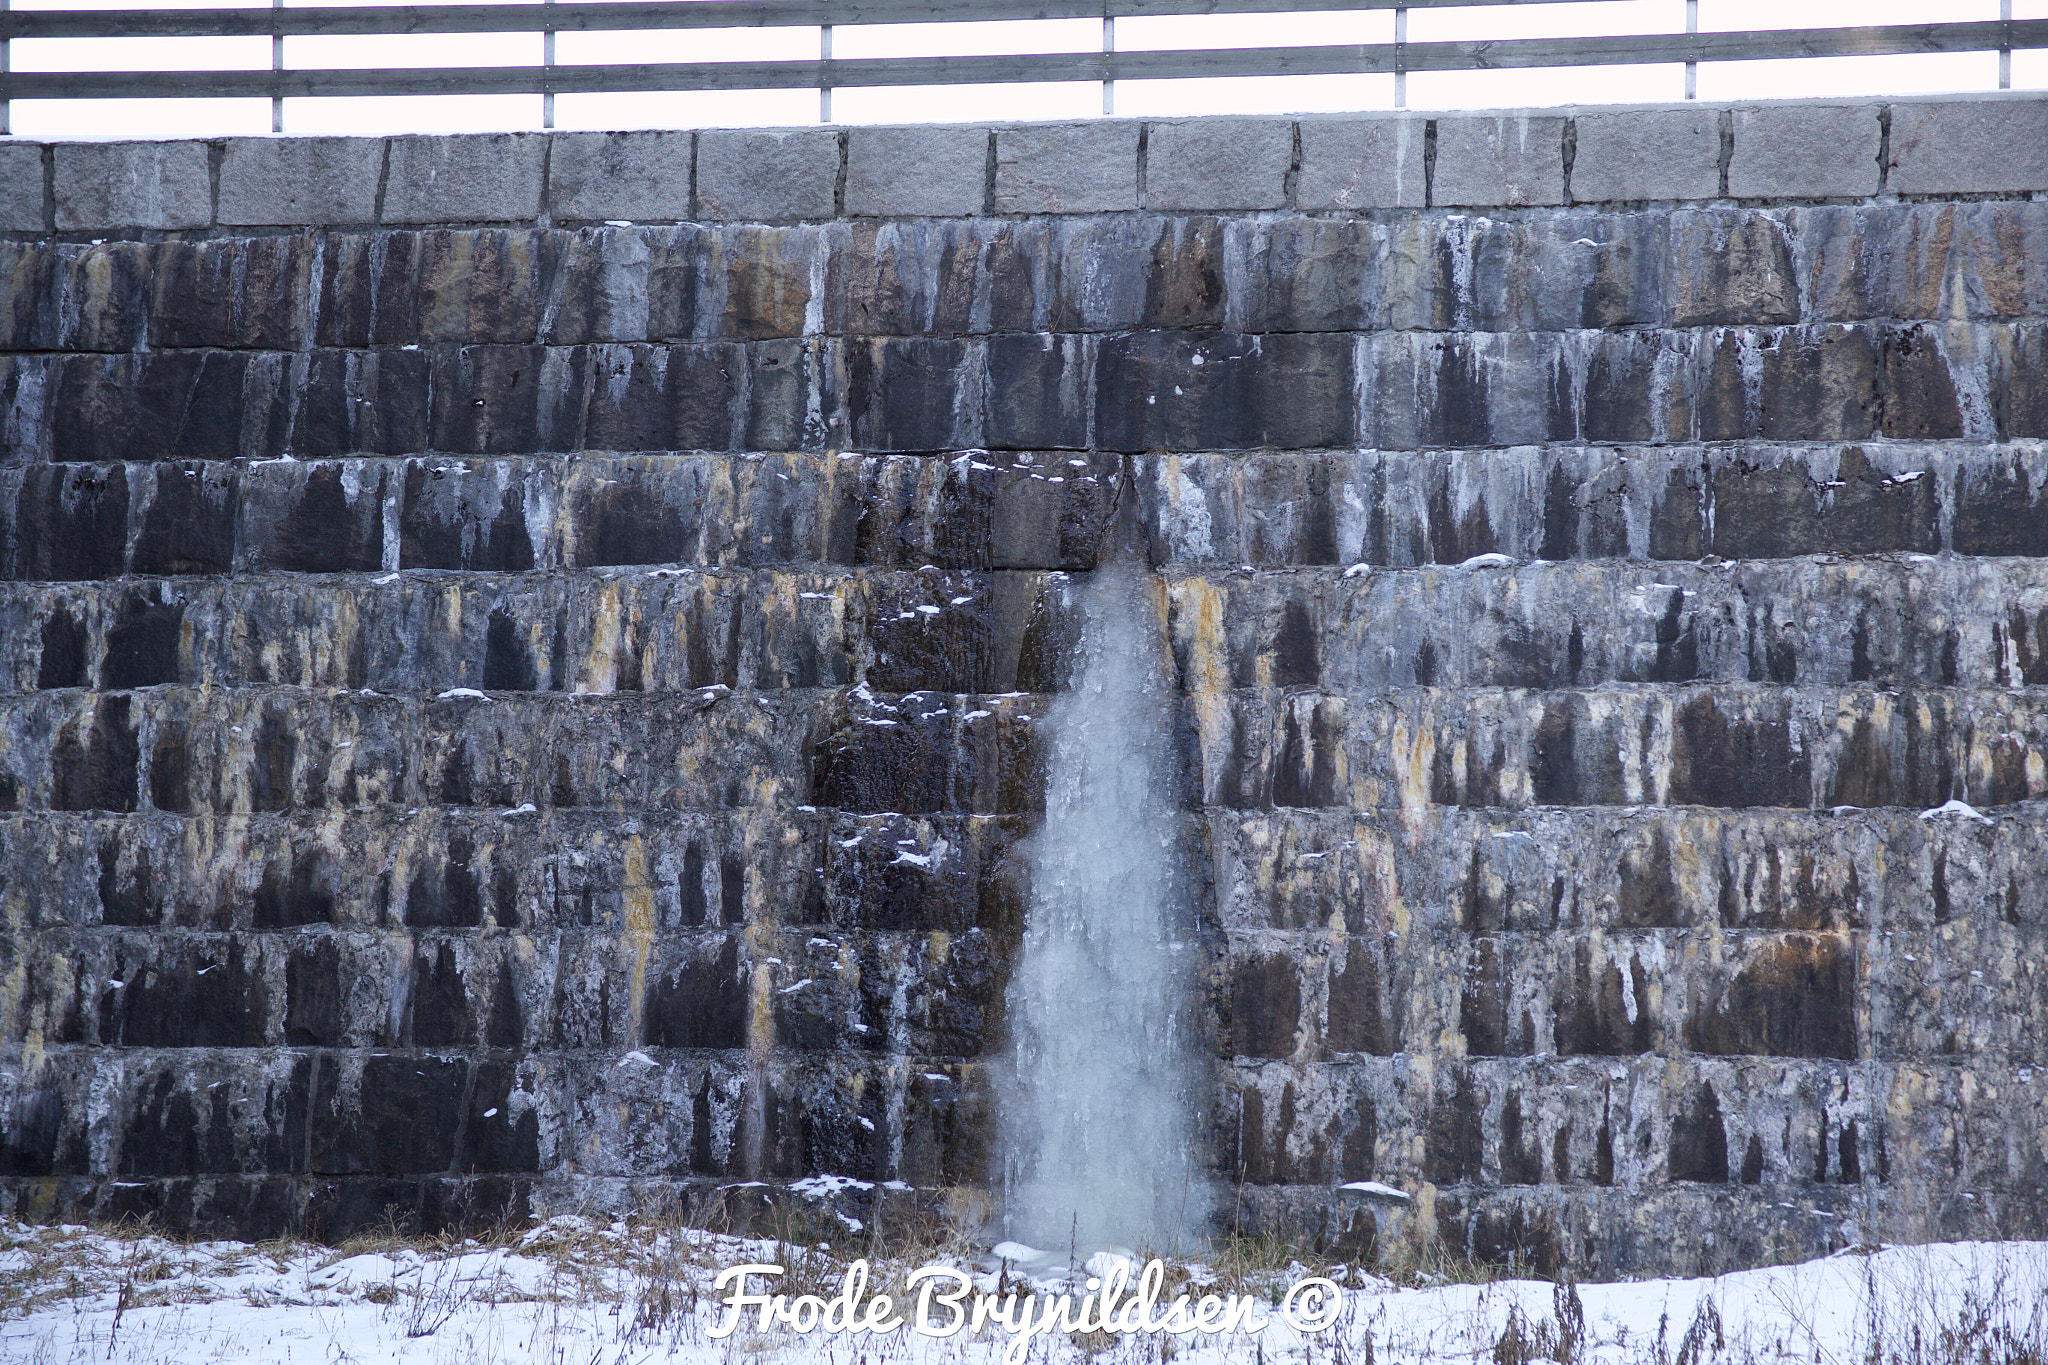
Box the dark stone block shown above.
[581,343,746,453]
[1877,325,1964,439]
[1686,933,1858,1058]
[462,1063,539,1173]
[53,696,140,812]
[314,1055,467,1175]
[1670,212,1799,328]
[1669,694,1809,808]
[645,934,748,1049]
[149,723,190,813]
[286,938,345,1046]
[746,339,819,451]
[249,702,299,813]
[51,352,289,463]
[1424,1068,1481,1185]
[1755,326,1881,441]
[131,462,238,575]
[984,333,1090,450]
[406,940,474,1047]
[0,1087,87,1176]
[252,463,389,574]
[1552,942,1655,1055]
[99,939,267,1048]
[1952,454,2048,557]
[1668,1083,1730,1183]
[256,847,339,929]
[150,236,310,350]
[565,459,701,567]
[1052,217,1225,332]
[1231,953,1300,1059]
[8,465,129,582]
[291,349,433,457]
[316,232,422,348]
[415,229,556,346]
[37,606,89,688]
[811,696,957,814]
[406,834,484,927]
[1995,322,2048,439]
[429,345,587,456]
[1460,938,1532,1057]
[843,337,971,452]
[1096,331,1355,453]
[100,589,184,688]
[98,838,157,926]
[0,242,152,353]
[1272,695,1342,808]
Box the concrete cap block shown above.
[845,126,986,217]
[1887,97,2048,196]
[382,133,545,224]
[54,141,211,231]
[1432,113,1566,208]
[550,130,695,222]
[994,122,1138,214]
[1143,118,1291,211]
[1296,116,1426,209]
[0,143,45,232]
[697,127,839,222]
[1725,103,1881,199]
[1571,108,1720,203]
[218,137,383,226]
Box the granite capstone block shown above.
[54,142,211,232]
[1571,109,1721,203]
[1432,113,1567,208]
[547,131,694,223]
[1295,116,1427,210]
[1727,103,1882,199]
[381,135,546,225]
[1142,118,1292,212]
[217,138,384,227]
[994,122,1139,214]
[0,143,47,234]
[696,128,840,222]
[845,127,987,218]
[1887,96,2048,196]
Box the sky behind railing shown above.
[5,0,2046,137]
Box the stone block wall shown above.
[3,93,2047,1277]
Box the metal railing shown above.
[0,0,2039,136]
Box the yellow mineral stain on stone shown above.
[443,584,467,684]
[622,835,655,1044]
[583,582,624,694]
[1390,719,1435,818]
[1172,578,1230,698]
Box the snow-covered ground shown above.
[4,1218,2045,1365]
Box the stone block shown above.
[1296,116,1427,210]
[1887,97,2048,196]
[548,131,694,223]
[845,127,986,218]
[1727,103,1881,199]
[697,128,839,222]
[0,143,45,233]
[993,122,1139,214]
[381,135,545,225]
[217,137,382,226]
[1143,118,1291,211]
[53,142,211,231]
[1432,114,1566,208]
[1571,108,1720,203]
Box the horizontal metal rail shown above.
[0,0,1637,42]
[0,18,2039,100]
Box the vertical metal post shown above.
[271,0,284,133]
[542,0,556,129]
[2001,0,2012,90]
[1684,0,1697,100]
[1393,6,1406,109]
[2,0,11,138]
[820,23,833,123]
[1102,15,1114,117]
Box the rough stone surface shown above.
[53,142,211,231]
[995,123,1139,214]
[0,144,46,233]
[548,131,694,223]
[1572,109,1720,203]
[1433,114,1567,208]
[4,101,2048,1278]
[845,127,986,217]
[696,129,839,222]
[1728,104,1882,200]
[381,135,546,225]
[1887,97,2048,195]
[218,138,384,227]
[1143,118,1291,212]
[1296,116,1427,210]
